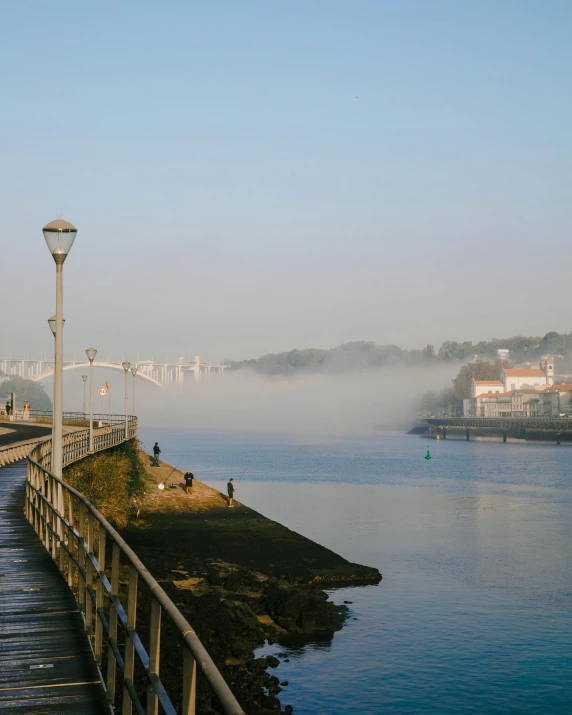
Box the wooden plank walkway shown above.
[0,460,110,714]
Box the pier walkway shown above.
[0,459,108,714]
[0,416,244,714]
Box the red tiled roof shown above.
[503,369,545,377]
[550,384,572,392]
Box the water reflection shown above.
[140,429,572,713]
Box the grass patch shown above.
[63,438,148,527]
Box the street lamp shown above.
[43,219,77,532]
[122,361,131,439]
[86,347,97,451]
[48,314,65,337]
[82,374,88,416]
[131,365,138,416]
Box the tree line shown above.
[229,331,572,377]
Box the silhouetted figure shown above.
[5,401,11,416]
[152,442,161,467]
[227,478,235,507]
[184,471,194,494]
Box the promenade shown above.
[0,459,108,714]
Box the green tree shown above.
[423,344,435,360]
[0,376,51,411]
[452,361,501,401]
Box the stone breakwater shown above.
[122,454,381,714]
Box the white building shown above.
[501,368,547,392]
[464,360,567,417]
[472,380,504,398]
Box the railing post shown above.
[123,566,139,715]
[78,503,86,612]
[182,646,197,715]
[59,487,65,573]
[107,542,121,705]
[51,477,58,561]
[86,513,95,641]
[147,599,161,715]
[67,492,75,591]
[95,527,106,664]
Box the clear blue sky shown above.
[2,1,571,361]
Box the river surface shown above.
[139,428,572,714]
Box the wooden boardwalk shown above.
[0,460,110,714]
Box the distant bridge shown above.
[0,356,228,389]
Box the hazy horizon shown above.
[2,2,571,362]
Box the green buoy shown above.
[425,446,431,460]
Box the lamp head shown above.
[122,361,131,372]
[86,347,97,362]
[82,374,88,382]
[131,365,138,376]
[43,219,77,263]
[47,314,64,336]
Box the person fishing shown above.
[152,442,161,467]
[227,478,235,507]
[184,470,194,494]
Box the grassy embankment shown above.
[65,442,381,715]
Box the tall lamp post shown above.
[81,374,88,417]
[122,361,131,439]
[47,314,65,417]
[86,347,97,451]
[43,220,77,527]
[131,365,138,415]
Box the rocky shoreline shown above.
[122,454,381,714]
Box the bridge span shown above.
[1,355,228,388]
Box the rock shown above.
[260,694,281,711]
[225,571,241,591]
[206,569,222,586]
[285,706,294,714]
[266,655,280,668]
[263,587,348,635]
[343,600,353,604]
[280,681,289,686]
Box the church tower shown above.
[541,356,555,386]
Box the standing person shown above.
[23,401,30,420]
[152,442,161,467]
[227,478,235,507]
[4,401,10,417]
[184,470,194,494]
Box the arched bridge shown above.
[1,355,228,388]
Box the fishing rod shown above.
[236,448,260,486]
[158,455,187,489]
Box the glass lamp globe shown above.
[48,314,65,336]
[122,361,131,372]
[131,365,138,376]
[43,219,77,261]
[86,347,97,362]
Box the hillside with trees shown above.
[0,376,51,412]
[229,331,572,377]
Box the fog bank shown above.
[130,364,457,437]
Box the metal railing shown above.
[24,417,244,715]
[1,409,131,426]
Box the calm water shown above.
[140,428,572,714]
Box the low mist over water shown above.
[129,364,457,435]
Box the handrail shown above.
[24,416,244,715]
